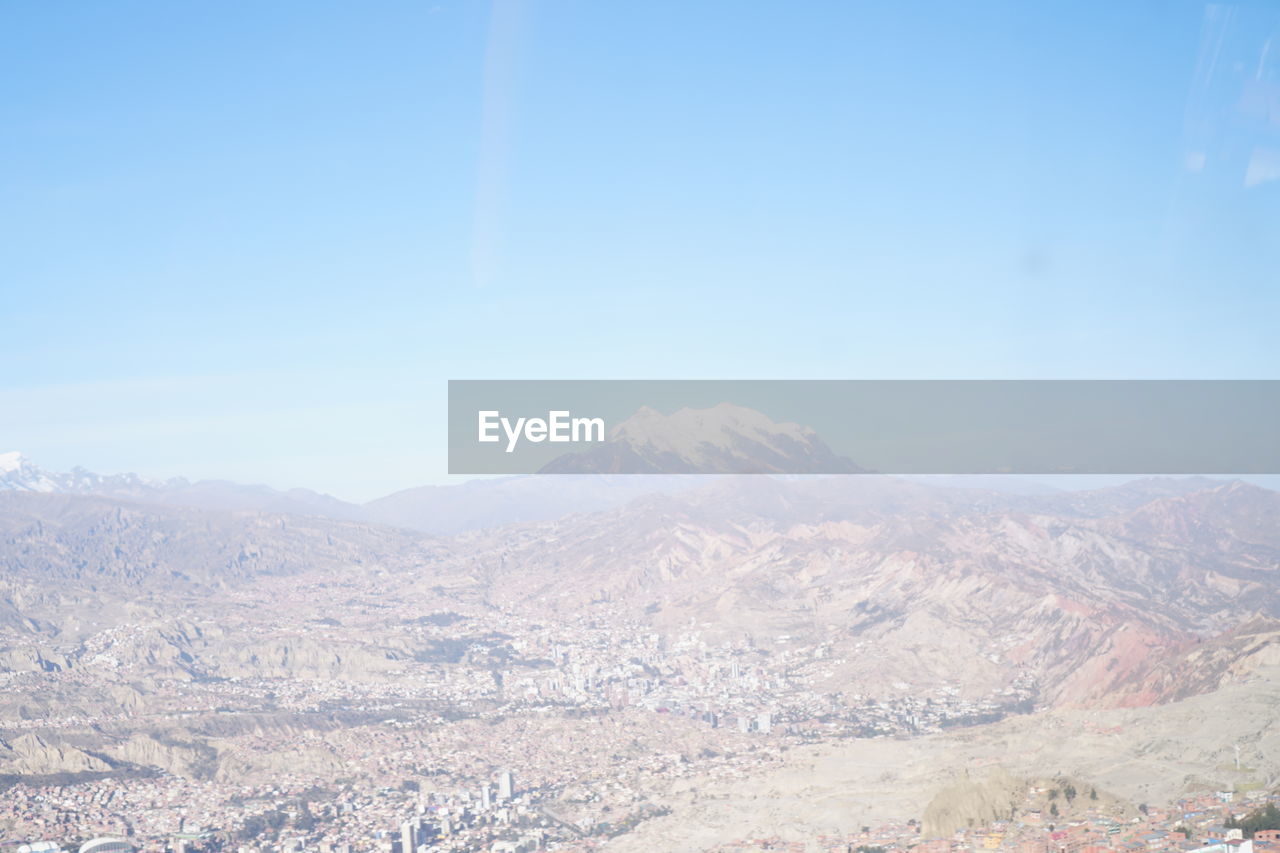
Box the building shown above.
[401,818,423,853]
[79,841,134,853]
[18,845,62,853]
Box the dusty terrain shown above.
[608,664,1280,850]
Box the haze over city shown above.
[3,3,1280,853]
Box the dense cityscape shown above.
[0,585,1041,852]
[2,465,1277,853]
[6,763,1280,853]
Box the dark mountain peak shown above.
[539,404,866,475]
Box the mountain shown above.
[0,452,704,535]
[0,451,365,520]
[8,448,1249,543]
[362,474,710,534]
[458,476,1280,706]
[0,491,444,592]
[2,451,1276,713]
[1,469,1278,821]
[0,450,170,495]
[538,403,867,474]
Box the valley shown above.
[1,459,1278,852]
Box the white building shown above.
[79,841,134,853]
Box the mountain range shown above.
[0,450,696,535]
[1,449,1276,710]
[7,403,850,529]
[1,440,1279,836]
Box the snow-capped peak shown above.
[0,451,59,492]
[0,452,172,495]
[0,450,26,474]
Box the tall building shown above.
[498,770,514,800]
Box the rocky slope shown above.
[0,491,446,589]
[0,473,1276,790]
[608,665,1280,852]
[459,477,1279,705]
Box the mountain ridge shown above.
[539,403,868,474]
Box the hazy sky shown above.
[2,1,1277,500]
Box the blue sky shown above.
[2,1,1277,500]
